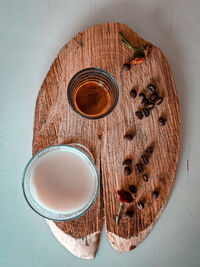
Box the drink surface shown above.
[74,81,111,116]
[31,150,94,212]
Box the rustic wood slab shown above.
[33,22,180,258]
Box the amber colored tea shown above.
[74,81,111,116]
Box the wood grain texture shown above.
[33,22,180,257]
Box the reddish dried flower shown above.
[131,57,145,65]
[117,189,133,203]
[116,189,134,225]
[119,32,152,66]
[144,43,152,58]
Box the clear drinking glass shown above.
[67,68,119,119]
[22,144,99,221]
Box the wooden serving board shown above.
[33,22,180,259]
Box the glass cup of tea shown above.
[22,144,99,221]
[67,68,119,119]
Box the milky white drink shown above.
[31,147,96,213]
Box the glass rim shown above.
[67,67,119,119]
[22,144,99,221]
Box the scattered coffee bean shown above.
[146,101,154,110]
[158,117,166,126]
[129,185,137,193]
[155,97,163,105]
[139,93,146,101]
[124,166,132,176]
[137,201,144,210]
[122,159,132,166]
[150,92,158,102]
[145,146,153,155]
[135,163,144,174]
[124,134,134,141]
[142,108,150,117]
[135,111,143,120]
[141,154,149,165]
[125,209,134,218]
[123,63,131,70]
[152,191,159,199]
[147,84,156,93]
[130,89,137,99]
[142,174,148,182]
[141,98,149,107]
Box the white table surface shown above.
[0,0,200,266]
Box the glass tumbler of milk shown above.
[22,144,99,221]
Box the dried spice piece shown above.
[135,111,143,120]
[122,159,132,166]
[145,101,154,110]
[124,166,132,176]
[150,92,158,102]
[139,93,146,100]
[119,32,152,65]
[142,174,148,182]
[123,63,131,70]
[142,108,150,117]
[141,154,149,165]
[135,163,144,174]
[145,146,153,155]
[116,190,134,225]
[152,191,159,198]
[129,185,137,193]
[137,201,144,210]
[147,84,156,93]
[130,89,137,98]
[141,98,149,107]
[125,209,134,218]
[155,97,163,105]
[159,117,166,126]
[124,134,134,141]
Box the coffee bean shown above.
[124,166,131,176]
[150,92,158,102]
[135,163,144,174]
[139,93,146,101]
[135,111,143,120]
[152,191,159,199]
[130,89,137,98]
[141,154,149,165]
[122,159,132,166]
[137,201,144,210]
[125,209,134,218]
[158,117,166,126]
[155,97,163,105]
[124,134,134,141]
[129,185,137,193]
[142,174,148,182]
[123,63,131,70]
[142,108,150,117]
[145,146,153,155]
[145,101,154,110]
[141,98,149,107]
[147,84,156,93]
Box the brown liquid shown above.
[32,150,94,212]
[74,81,110,116]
